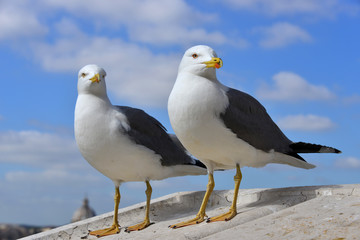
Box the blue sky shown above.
[0,0,359,226]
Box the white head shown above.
[77,64,107,96]
[178,45,223,80]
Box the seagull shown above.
[74,64,206,237]
[167,45,341,228]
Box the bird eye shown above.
[192,53,198,59]
[81,73,86,77]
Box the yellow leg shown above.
[89,186,121,237]
[125,180,153,232]
[207,164,242,223]
[169,172,215,229]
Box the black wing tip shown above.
[194,159,207,169]
[317,145,342,154]
[290,142,341,154]
[183,159,206,169]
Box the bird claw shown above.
[125,220,153,232]
[89,223,121,237]
[206,209,237,223]
[169,214,206,229]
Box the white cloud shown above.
[0,2,47,41]
[0,1,249,110]
[221,0,359,17]
[38,0,214,26]
[33,34,180,108]
[334,157,360,169]
[1,0,247,107]
[343,94,360,105]
[277,114,335,131]
[257,71,336,101]
[0,129,109,225]
[0,130,86,170]
[1,0,247,48]
[130,26,228,46]
[255,22,312,48]
[53,18,85,38]
[30,18,246,108]
[0,168,107,225]
[5,169,101,185]
[34,0,238,47]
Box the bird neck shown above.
[78,86,109,99]
[179,70,220,85]
[198,68,219,83]
[77,92,112,108]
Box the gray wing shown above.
[220,88,296,155]
[115,106,197,166]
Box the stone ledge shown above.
[21,184,360,240]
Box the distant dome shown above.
[71,197,96,223]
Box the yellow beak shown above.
[89,73,100,83]
[203,57,223,69]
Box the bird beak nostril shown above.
[203,57,223,69]
[89,73,100,83]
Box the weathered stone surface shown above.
[20,184,360,240]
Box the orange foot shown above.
[89,223,121,237]
[206,209,237,223]
[125,220,153,232]
[169,213,206,229]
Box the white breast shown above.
[168,73,275,170]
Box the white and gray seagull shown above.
[168,45,341,228]
[74,64,206,237]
